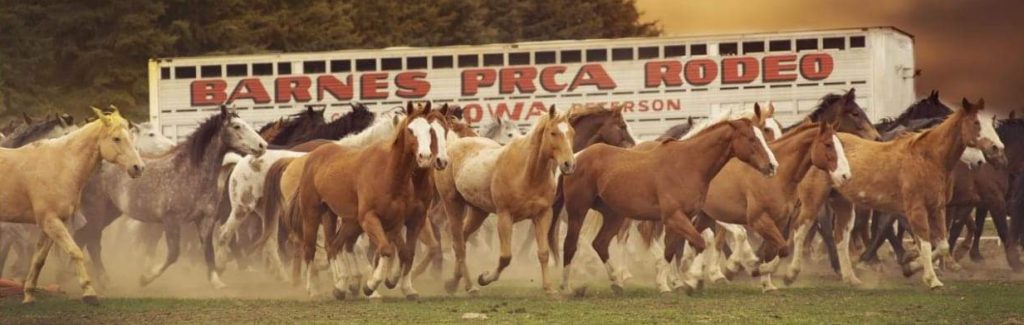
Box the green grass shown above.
[4,280,1023,324]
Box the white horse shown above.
[212,108,405,287]
[477,113,522,145]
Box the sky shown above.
[637,0,1024,115]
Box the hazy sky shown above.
[637,0,1024,115]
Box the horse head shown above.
[90,106,145,178]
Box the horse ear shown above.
[767,102,776,117]
[844,88,856,101]
[976,98,985,110]
[21,112,33,125]
[437,103,448,117]
[220,105,230,117]
[405,101,415,115]
[753,103,763,121]
[548,104,556,118]
[687,116,694,125]
[91,106,112,126]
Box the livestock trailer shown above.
[148,26,916,141]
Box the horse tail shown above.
[548,176,565,262]
[637,221,659,249]
[258,157,295,249]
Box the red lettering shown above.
[463,104,483,123]
[645,61,683,88]
[684,59,718,86]
[227,78,272,104]
[569,64,617,91]
[395,72,430,98]
[667,99,681,111]
[540,66,567,92]
[499,67,538,94]
[800,54,834,80]
[763,55,798,82]
[491,102,525,120]
[316,75,354,101]
[191,80,228,106]
[360,73,389,99]
[721,57,759,84]
[461,69,496,96]
[275,77,312,103]
[526,102,548,120]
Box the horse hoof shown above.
[467,287,480,297]
[332,288,346,300]
[723,270,736,281]
[348,283,361,297]
[610,283,624,296]
[929,282,944,290]
[139,275,153,287]
[572,286,587,298]
[477,274,491,286]
[750,269,762,277]
[681,284,696,297]
[696,280,705,291]
[901,265,917,278]
[363,286,375,297]
[82,295,100,305]
[444,279,459,295]
[406,293,419,301]
[385,278,398,290]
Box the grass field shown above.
[4,278,1024,324]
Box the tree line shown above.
[0,0,657,121]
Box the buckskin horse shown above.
[436,105,575,296]
[0,107,144,304]
[556,107,778,295]
[789,98,1003,288]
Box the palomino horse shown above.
[275,102,450,299]
[0,107,144,304]
[74,106,266,289]
[698,120,850,292]
[214,106,401,284]
[557,107,778,295]
[791,98,1003,288]
[436,105,575,295]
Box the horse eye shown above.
[233,125,241,130]
[148,133,155,137]
[113,137,121,143]
[826,143,833,148]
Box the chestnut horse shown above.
[0,107,144,304]
[436,105,575,295]
[283,102,449,299]
[791,98,1003,288]
[557,107,778,294]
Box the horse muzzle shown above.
[433,157,449,170]
[761,164,777,177]
[559,161,576,175]
[128,164,145,178]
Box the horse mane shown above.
[678,110,753,141]
[808,94,843,122]
[295,104,375,142]
[658,119,697,140]
[270,108,324,144]
[997,116,1024,139]
[335,109,403,147]
[568,106,613,124]
[179,111,231,165]
[1,118,62,148]
[773,122,820,142]
[479,118,504,139]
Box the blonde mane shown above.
[679,109,755,141]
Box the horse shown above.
[557,106,778,295]
[790,98,1002,288]
[262,105,327,147]
[478,111,521,145]
[435,105,575,296]
[280,102,450,299]
[258,118,289,141]
[0,107,144,304]
[213,106,401,285]
[73,105,267,289]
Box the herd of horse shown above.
[0,88,1021,305]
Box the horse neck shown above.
[571,117,601,152]
[914,113,966,171]
[664,123,736,185]
[771,129,817,189]
[516,122,557,186]
[58,123,105,187]
[384,128,420,192]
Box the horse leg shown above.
[360,211,395,296]
[1009,203,1024,271]
[816,205,842,274]
[984,197,1017,270]
[412,217,439,280]
[662,209,705,295]
[20,228,53,304]
[971,206,989,261]
[858,212,894,265]
[528,208,556,295]
[830,196,862,286]
[198,216,226,289]
[259,209,289,282]
[398,215,425,300]
[947,206,972,267]
[440,197,470,295]
[215,201,252,273]
[932,205,955,271]
[851,207,871,258]
[589,208,627,295]
[38,215,98,304]
[478,211,514,287]
[748,213,785,292]
[140,222,181,287]
[906,204,942,288]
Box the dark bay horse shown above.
[261,105,326,147]
[74,106,267,289]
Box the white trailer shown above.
[148,26,915,141]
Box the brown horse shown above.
[698,121,850,292]
[258,118,288,141]
[283,102,450,299]
[790,98,1003,288]
[435,105,575,295]
[0,107,144,304]
[557,107,777,294]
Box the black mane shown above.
[292,104,375,142]
[1,118,62,148]
[179,111,232,165]
[268,108,326,145]
[808,93,843,123]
